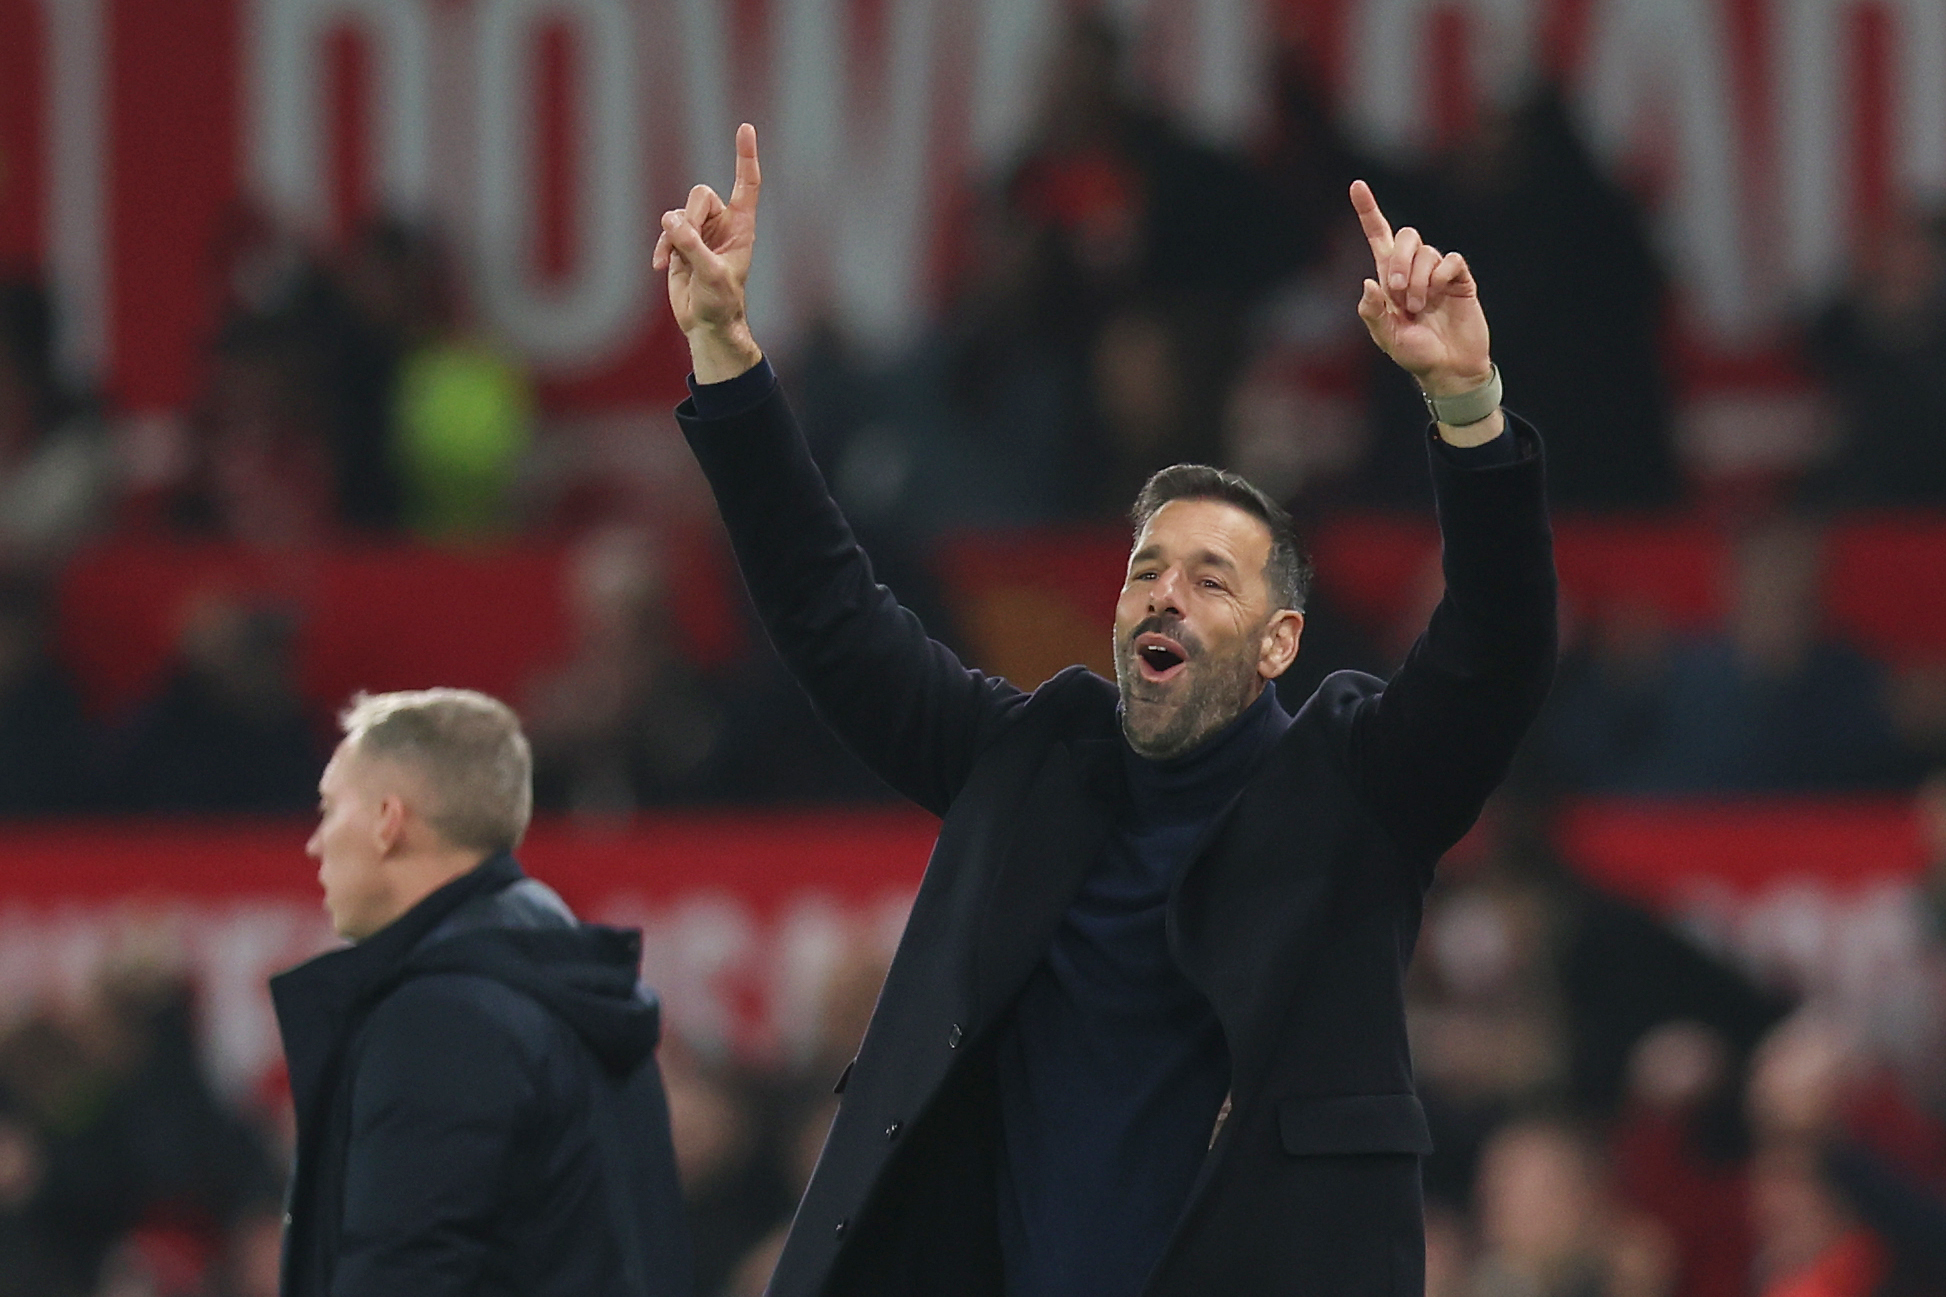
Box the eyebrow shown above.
[1128,545,1241,575]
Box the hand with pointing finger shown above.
[1349,180,1503,443]
[654,122,765,384]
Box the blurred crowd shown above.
[3,9,1946,1297]
[0,17,1943,816]
[1401,776,1946,1297]
[3,778,1944,1297]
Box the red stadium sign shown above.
[0,800,1927,1096]
[0,0,1941,414]
[0,811,938,1093]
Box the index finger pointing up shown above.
[1349,180,1394,258]
[729,122,762,217]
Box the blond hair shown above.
[339,688,533,852]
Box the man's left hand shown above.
[1350,180,1503,443]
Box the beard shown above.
[1113,613,1266,761]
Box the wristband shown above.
[1420,364,1502,427]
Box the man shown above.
[656,126,1555,1295]
[271,688,690,1297]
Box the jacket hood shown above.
[273,854,661,1098]
[400,921,662,1075]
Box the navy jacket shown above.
[680,381,1555,1297]
[271,854,691,1297]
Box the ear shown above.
[373,794,409,857]
[1258,609,1304,680]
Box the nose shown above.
[1148,566,1187,616]
[305,825,323,860]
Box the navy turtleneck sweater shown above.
[996,683,1292,1297]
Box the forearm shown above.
[1426,414,1556,650]
[1346,416,1557,861]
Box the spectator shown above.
[0,954,280,1296]
[172,319,338,548]
[661,1045,793,1297]
[996,10,1299,516]
[1541,518,1908,792]
[204,205,402,533]
[1610,1021,1767,1297]
[1409,794,1785,1215]
[1805,201,1946,508]
[104,595,322,812]
[369,220,533,539]
[1469,1114,1674,1297]
[1893,769,1946,1109]
[0,574,93,814]
[526,527,730,811]
[1744,1018,1895,1297]
[0,281,110,567]
[1358,83,1677,509]
[0,1104,70,1297]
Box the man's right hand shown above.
[654,123,765,384]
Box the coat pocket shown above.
[1277,1092,1433,1156]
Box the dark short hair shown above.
[1130,465,1313,613]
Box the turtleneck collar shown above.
[1119,682,1289,823]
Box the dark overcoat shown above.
[270,854,692,1297]
[679,382,1556,1297]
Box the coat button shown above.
[948,1024,963,1048]
[886,1120,902,1141]
[834,1218,849,1238]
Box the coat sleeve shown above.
[1340,417,1557,872]
[330,977,537,1297]
[678,381,1027,816]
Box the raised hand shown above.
[1350,180,1493,404]
[654,123,765,382]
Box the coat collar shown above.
[271,852,523,1126]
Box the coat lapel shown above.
[969,739,1117,1029]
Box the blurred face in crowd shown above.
[307,738,410,941]
[1917,769,1946,877]
[1114,498,1301,760]
[1730,522,1823,677]
[1476,1121,1602,1268]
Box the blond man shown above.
[271,689,689,1297]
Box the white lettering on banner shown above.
[1108,0,1270,145]
[604,888,914,1065]
[1676,878,1943,1065]
[605,890,756,1062]
[760,0,947,353]
[475,0,647,364]
[1581,0,1751,331]
[1777,0,1946,303]
[39,0,107,385]
[25,1,1946,387]
[0,890,914,1104]
[0,901,338,1103]
[967,0,1059,168]
[1342,0,1540,157]
[247,0,436,227]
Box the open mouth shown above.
[1134,632,1188,683]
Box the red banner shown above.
[0,811,939,1089]
[0,800,1927,1092]
[1,0,1942,415]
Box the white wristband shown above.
[1420,364,1502,428]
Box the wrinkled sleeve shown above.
[1342,416,1558,873]
[679,380,1027,816]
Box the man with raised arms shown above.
[657,124,1555,1296]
